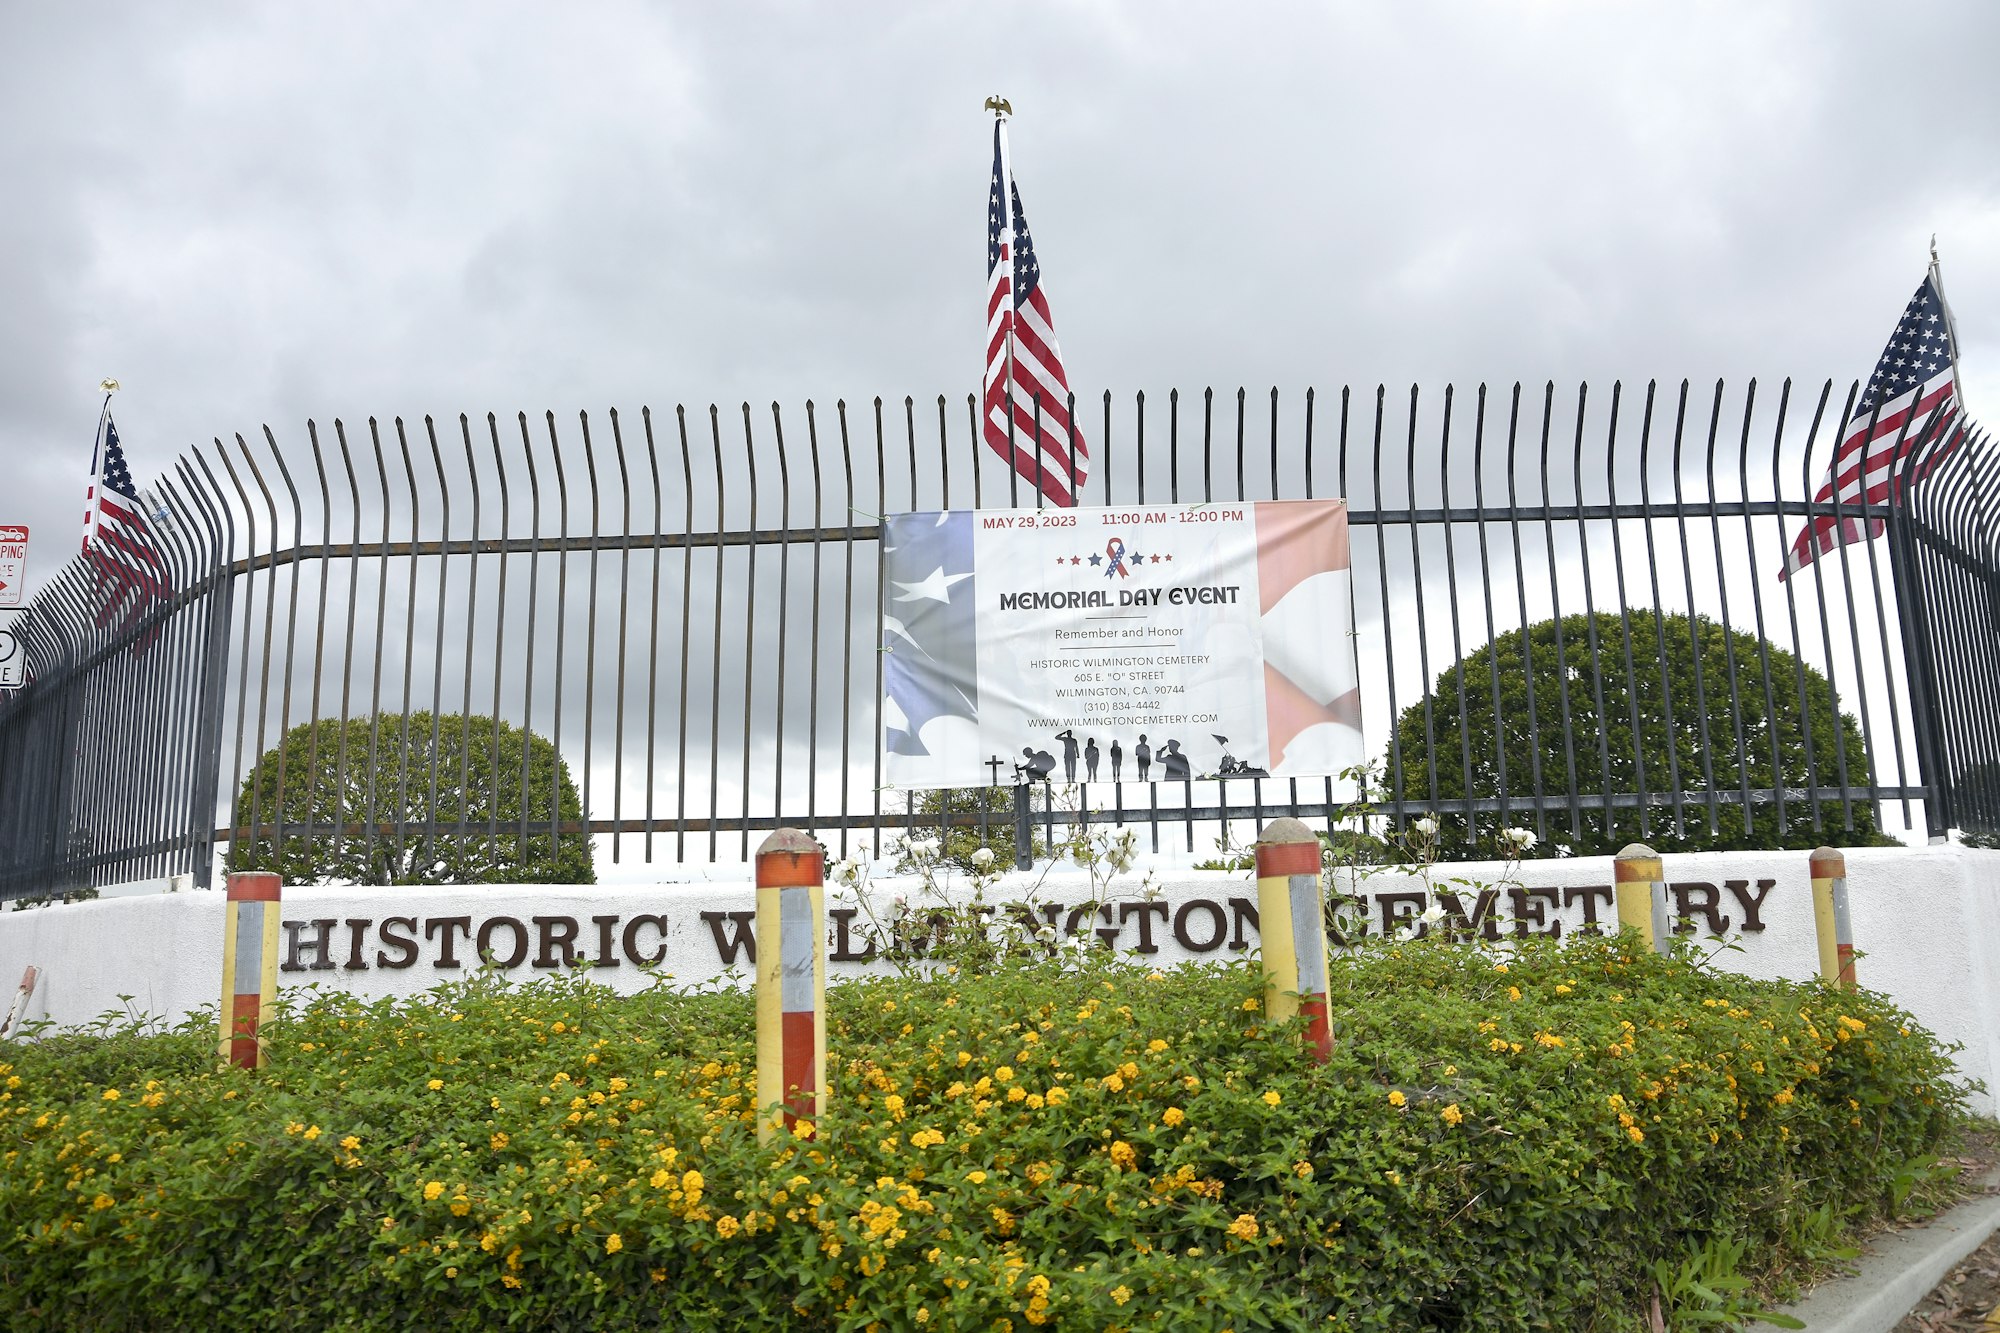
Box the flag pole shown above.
[84,378,119,553]
[986,95,1017,501]
[1929,236,1967,420]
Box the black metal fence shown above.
[2,380,1993,897]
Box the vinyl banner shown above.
[881,499,1361,789]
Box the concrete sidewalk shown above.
[1760,1168,2000,1332]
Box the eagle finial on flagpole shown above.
[99,378,120,394]
[984,95,1012,120]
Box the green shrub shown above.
[0,937,1968,1332]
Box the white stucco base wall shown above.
[3,845,1996,1114]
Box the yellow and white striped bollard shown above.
[1254,817,1332,1062]
[219,871,281,1068]
[1613,843,1670,955]
[1811,846,1855,989]
[755,829,826,1142]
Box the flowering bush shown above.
[0,935,1968,1331]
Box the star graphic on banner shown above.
[1087,551,1101,566]
[1162,553,1173,562]
[891,567,973,603]
[1069,555,1081,565]
[1128,550,1145,563]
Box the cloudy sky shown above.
[5,1,1998,868]
[7,0,1997,547]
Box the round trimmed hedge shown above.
[0,935,1968,1331]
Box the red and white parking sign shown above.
[0,525,26,609]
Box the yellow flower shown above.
[1384,1169,1403,1186]
[302,1125,322,1141]
[1118,1062,1139,1081]
[1026,1275,1051,1297]
[1386,1089,1407,1108]
[1109,1140,1137,1169]
[1554,984,1572,996]
[1440,1103,1464,1126]
[551,1022,566,1033]
[1507,986,1522,1002]
[101,1089,120,1102]
[1262,1090,1282,1107]
[605,1233,623,1254]
[1293,1160,1314,1178]
[1102,1073,1125,1092]
[1242,998,1260,1011]
[490,1132,509,1151]
[1044,1087,1068,1106]
[1161,1107,1186,1127]
[1111,1286,1133,1306]
[427,1078,444,1091]
[444,1266,458,1279]
[1627,1126,1645,1143]
[1147,1038,1169,1053]
[994,1067,1013,1083]
[1773,1088,1795,1106]
[1227,1213,1260,1241]
[92,1193,115,1210]
[423,1181,445,1201]
[340,1135,361,1151]
[1489,1038,1510,1052]
[966,1170,987,1185]
[716,1214,742,1238]
[700,1061,722,1079]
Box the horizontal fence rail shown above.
[1,381,1994,897]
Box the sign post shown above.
[0,525,26,608]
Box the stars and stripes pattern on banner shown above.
[985,117,1087,507]
[1781,272,1966,578]
[82,411,171,634]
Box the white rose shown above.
[1411,817,1439,837]
[1500,826,1536,851]
[971,847,996,869]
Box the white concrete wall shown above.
[3,846,1996,1113]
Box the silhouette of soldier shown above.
[1159,739,1191,782]
[1134,734,1151,781]
[1016,746,1056,784]
[1084,736,1100,781]
[1109,738,1123,780]
[1054,728,1080,782]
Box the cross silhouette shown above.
[985,754,1007,786]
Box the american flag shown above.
[985,116,1086,507]
[82,410,171,633]
[1782,270,1966,578]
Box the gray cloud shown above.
[6,1,1998,870]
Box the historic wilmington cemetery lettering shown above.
[275,880,1779,975]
